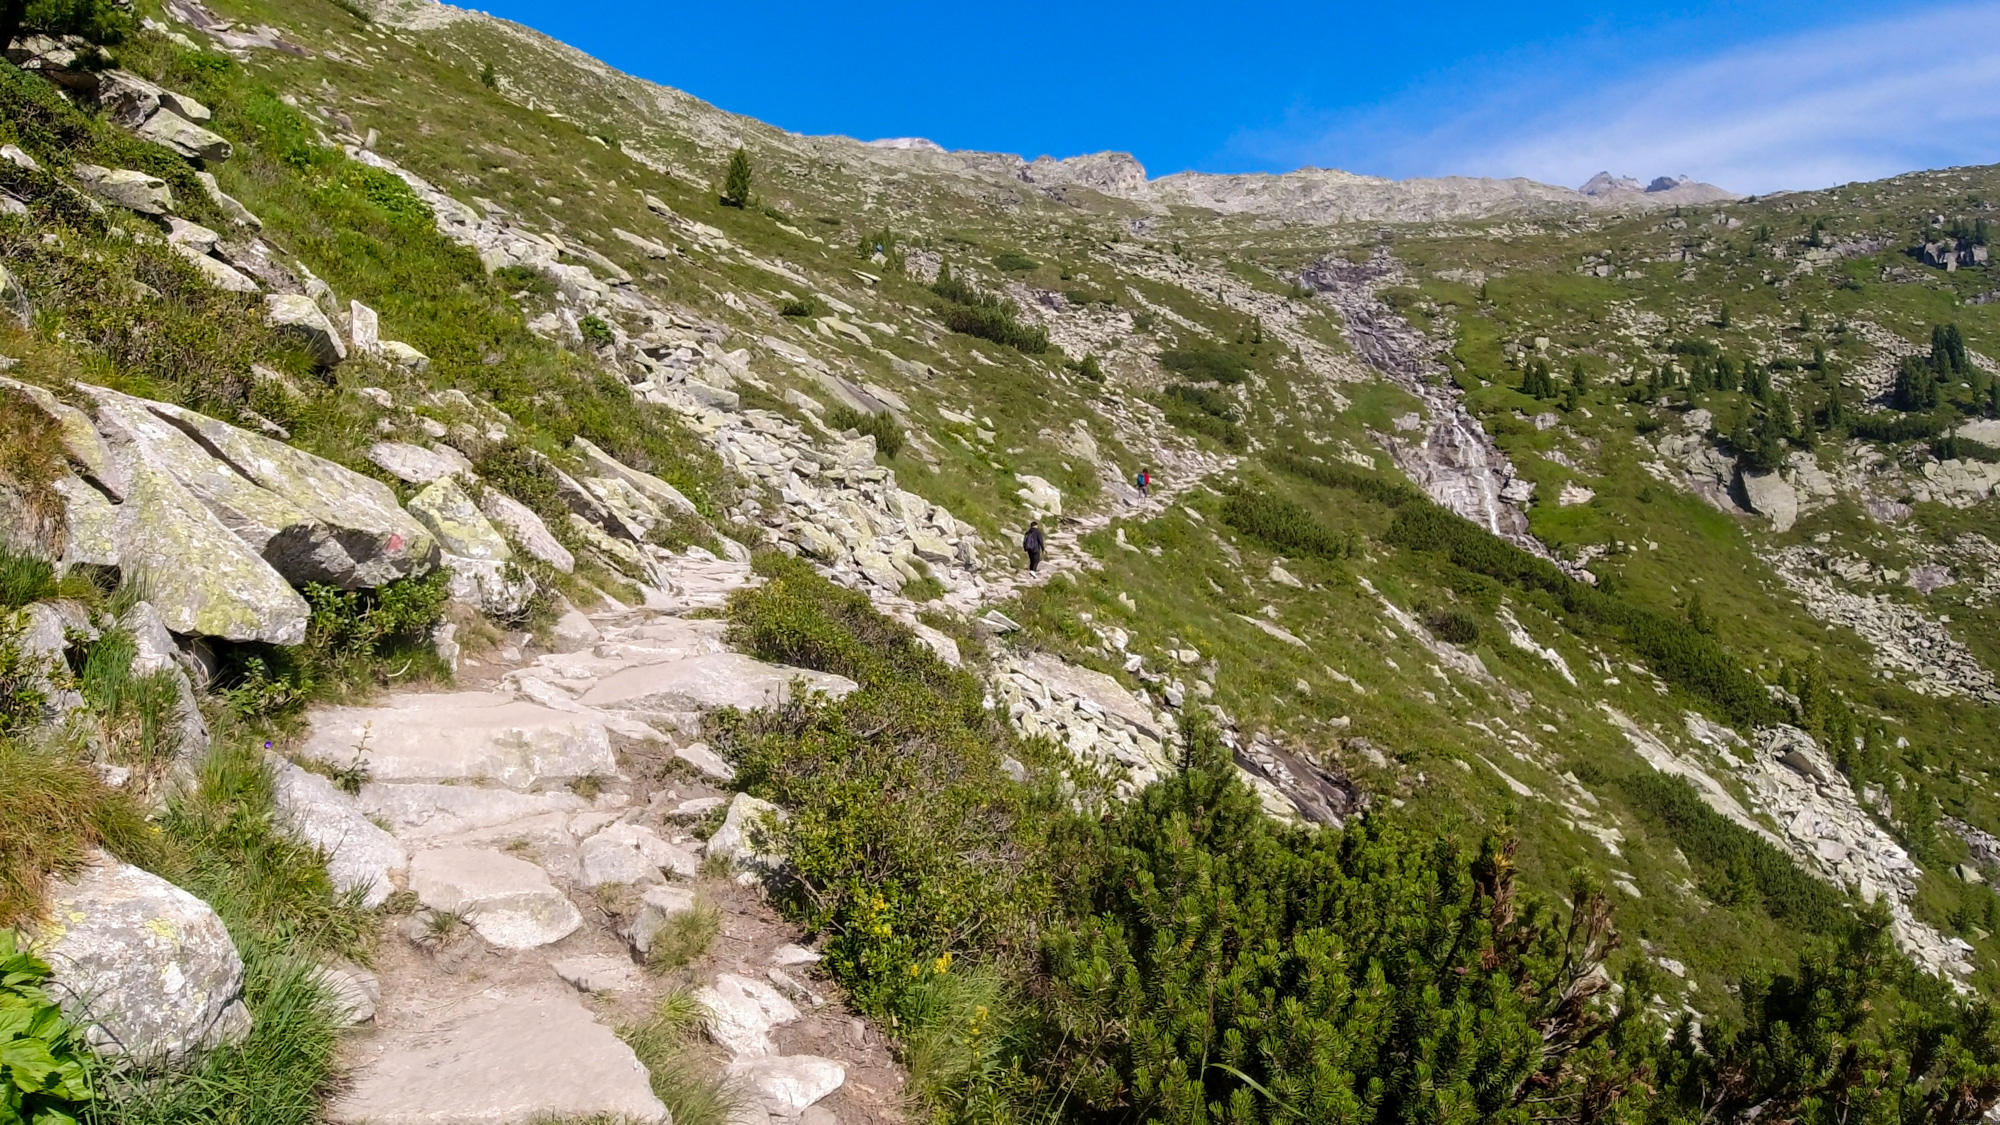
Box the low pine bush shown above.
[1160,342,1250,385]
[1221,487,1356,561]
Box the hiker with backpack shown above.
[1023,520,1045,572]
[1135,469,1151,497]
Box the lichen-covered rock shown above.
[706,792,788,870]
[72,165,172,214]
[365,441,470,485]
[86,385,436,589]
[29,857,251,1062]
[573,436,697,517]
[480,490,574,574]
[377,340,430,372]
[134,111,233,162]
[114,459,309,644]
[409,477,511,562]
[263,294,347,367]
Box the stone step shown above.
[303,691,618,789]
[330,988,667,1124]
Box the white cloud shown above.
[1233,3,2000,194]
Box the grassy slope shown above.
[1,0,1997,1032]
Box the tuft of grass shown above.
[620,986,744,1125]
[824,405,904,459]
[645,899,721,974]
[895,964,1019,1119]
[90,952,343,1125]
[0,736,155,927]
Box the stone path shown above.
[280,553,904,1125]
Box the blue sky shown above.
[475,0,2000,194]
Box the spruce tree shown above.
[721,146,754,208]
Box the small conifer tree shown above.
[721,147,753,208]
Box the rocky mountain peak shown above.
[1579,171,1645,195]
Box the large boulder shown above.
[263,294,347,367]
[573,436,698,517]
[269,757,408,908]
[84,385,437,590]
[479,490,574,574]
[72,165,172,215]
[408,477,511,561]
[409,477,537,615]
[408,847,582,949]
[1739,468,1799,533]
[114,459,309,644]
[133,112,232,162]
[331,989,668,1125]
[29,858,251,1062]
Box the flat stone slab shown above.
[409,847,582,949]
[358,783,586,839]
[577,652,856,715]
[304,692,618,790]
[1023,652,1162,739]
[331,989,667,1124]
[551,955,643,994]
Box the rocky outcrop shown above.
[29,857,252,1062]
[85,386,438,590]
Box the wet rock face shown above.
[1301,251,1543,556]
[29,858,252,1062]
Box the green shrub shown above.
[0,929,95,1125]
[578,315,615,349]
[1038,720,1643,1123]
[1424,604,1481,644]
[777,295,822,318]
[1159,343,1250,384]
[928,267,1049,354]
[717,555,1065,1015]
[20,0,133,45]
[824,405,903,459]
[1158,384,1244,449]
[1611,772,1850,931]
[215,569,450,716]
[990,250,1039,272]
[1066,353,1104,382]
[0,614,52,737]
[1385,502,1783,727]
[939,301,1049,354]
[721,147,753,208]
[1270,450,1429,508]
[1221,487,1355,561]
